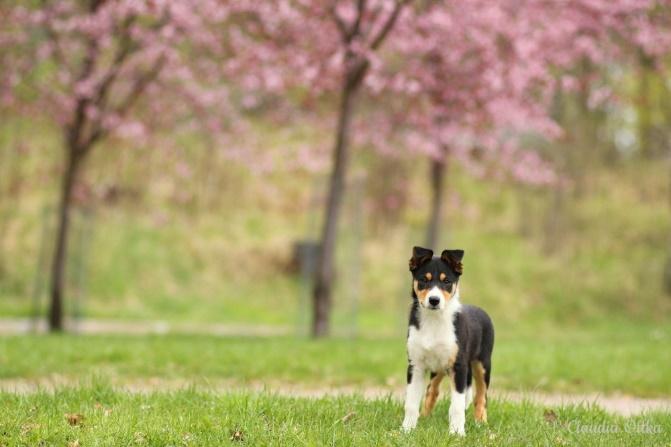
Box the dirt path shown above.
[490,390,671,417]
[0,318,293,337]
[0,378,668,416]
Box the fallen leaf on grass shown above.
[20,423,39,436]
[543,409,558,423]
[330,411,356,427]
[229,429,244,442]
[68,440,80,447]
[94,402,113,416]
[65,414,84,426]
[134,431,146,444]
[338,411,356,425]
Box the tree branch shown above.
[64,0,111,154]
[330,1,351,41]
[88,0,108,13]
[369,0,406,50]
[67,38,100,154]
[350,0,367,39]
[38,1,71,71]
[92,16,138,108]
[330,0,368,43]
[84,55,166,149]
[116,55,166,117]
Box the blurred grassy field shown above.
[1,385,669,446]
[1,322,669,396]
[1,117,671,336]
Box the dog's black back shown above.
[455,304,494,386]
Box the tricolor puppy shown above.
[401,246,494,435]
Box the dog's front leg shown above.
[401,363,425,432]
[448,362,467,436]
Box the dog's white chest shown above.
[407,316,458,372]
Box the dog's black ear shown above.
[409,246,433,272]
[441,249,464,276]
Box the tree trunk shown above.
[425,157,446,250]
[664,154,671,295]
[542,184,565,255]
[638,55,653,159]
[48,146,82,332]
[311,81,357,338]
[0,132,23,279]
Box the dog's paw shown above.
[401,416,417,432]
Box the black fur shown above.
[408,297,420,330]
[452,305,495,392]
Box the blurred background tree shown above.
[2,1,252,331]
[1,0,670,337]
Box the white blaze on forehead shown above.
[428,286,443,299]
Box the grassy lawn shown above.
[1,322,669,397]
[2,120,671,444]
[1,386,669,446]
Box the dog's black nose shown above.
[428,296,440,307]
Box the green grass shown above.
[1,385,669,446]
[1,323,669,397]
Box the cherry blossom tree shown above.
[377,0,671,250]
[246,0,408,337]
[2,0,238,331]
[379,1,556,249]
[308,0,408,338]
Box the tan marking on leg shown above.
[471,361,488,423]
[422,372,444,416]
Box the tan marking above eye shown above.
[439,273,446,281]
[425,272,432,280]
